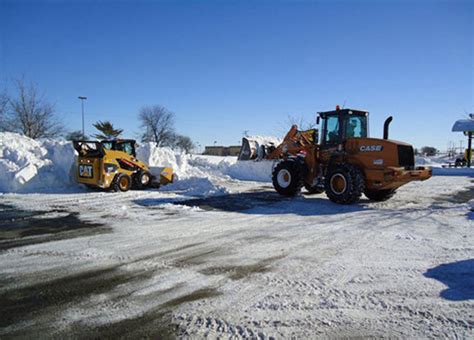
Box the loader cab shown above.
[318,108,369,147]
[102,139,137,157]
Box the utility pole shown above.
[78,96,87,138]
[468,133,472,168]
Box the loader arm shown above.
[265,125,317,160]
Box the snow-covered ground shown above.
[0,133,473,338]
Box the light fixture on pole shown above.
[452,114,474,167]
[78,96,87,138]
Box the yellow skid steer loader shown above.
[73,139,173,192]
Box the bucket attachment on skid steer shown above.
[149,166,174,187]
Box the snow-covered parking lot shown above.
[0,132,472,338]
[1,173,473,338]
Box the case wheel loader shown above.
[73,139,173,192]
[271,106,432,204]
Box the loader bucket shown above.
[238,137,257,160]
[149,166,174,186]
[238,137,280,161]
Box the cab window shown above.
[324,116,340,144]
[102,142,113,150]
[116,142,135,156]
[346,116,367,139]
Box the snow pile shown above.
[244,135,281,147]
[2,132,473,195]
[0,132,76,193]
[415,153,462,167]
[415,153,474,176]
[416,156,440,166]
[190,156,275,182]
[0,134,275,195]
[137,143,229,196]
[137,143,276,195]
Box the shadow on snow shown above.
[424,259,474,301]
[432,168,474,177]
[133,191,369,216]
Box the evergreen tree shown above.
[92,121,123,140]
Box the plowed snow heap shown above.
[0,132,76,192]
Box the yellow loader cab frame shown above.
[73,139,173,192]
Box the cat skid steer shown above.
[73,139,173,192]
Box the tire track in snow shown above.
[174,313,272,339]
[257,275,473,333]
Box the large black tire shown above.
[304,183,325,195]
[325,163,365,204]
[272,160,303,197]
[365,189,396,202]
[134,171,152,189]
[112,173,132,192]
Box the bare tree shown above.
[286,114,316,130]
[138,105,175,146]
[0,91,9,131]
[174,134,195,153]
[277,114,316,136]
[5,79,64,138]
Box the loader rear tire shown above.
[364,189,396,202]
[272,160,303,197]
[325,164,364,204]
[113,173,132,192]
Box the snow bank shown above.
[416,156,439,166]
[136,143,229,196]
[0,132,76,193]
[3,133,469,194]
[190,156,275,182]
[415,153,474,177]
[137,144,275,195]
[0,134,274,195]
[415,154,461,167]
[244,135,281,147]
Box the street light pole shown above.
[468,132,472,168]
[78,96,87,138]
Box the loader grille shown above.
[398,145,415,168]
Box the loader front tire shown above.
[113,173,132,192]
[272,160,303,197]
[135,171,151,189]
[325,164,364,204]
[364,189,396,202]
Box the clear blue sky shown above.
[1,0,472,150]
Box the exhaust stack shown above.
[383,116,393,140]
